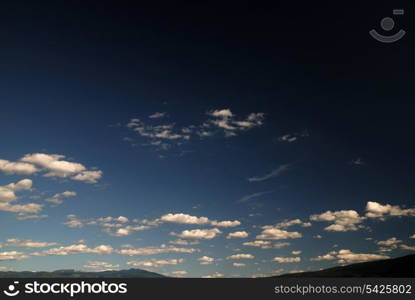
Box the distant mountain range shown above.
[2,254,414,278]
[0,268,165,278]
[278,254,415,277]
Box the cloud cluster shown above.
[0,179,43,214]
[32,244,113,256]
[256,226,302,240]
[171,228,222,240]
[117,245,199,256]
[126,109,265,150]
[309,210,364,232]
[0,238,57,249]
[83,261,120,271]
[227,231,249,239]
[365,201,415,220]
[0,153,102,183]
[198,256,215,265]
[45,191,76,206]
[310,249,389,264]
[126,258,183,267]
[273,256,301,263]
[157,213,240,227]
[226,254,254,260]
[0,251,29,261]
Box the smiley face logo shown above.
[3,281,20,297]
[370,9,406,43]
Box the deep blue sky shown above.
[0,1,414,277]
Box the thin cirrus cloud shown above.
[237,191,273,203]
[248,164,292,183]
[0,153,102,183]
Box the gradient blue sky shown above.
[0,1,415,277]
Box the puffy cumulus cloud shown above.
[103,225,152,237]
[1,238,57,248]
[0,179,43,214]
[83,261,120,271]
[32,244,113,256]
[292,251,302,255]
[72,170,103,184]
[311,250,389,264]
[273,257,301,263]
[0,251,29,261]
[248,164,291,183]
[227,231,249,239]
[226,254,254,260]
[172,228,222,240]
[274,219,311,229]
[365,201,415,220]
[256,226,302,240]
[117,245,199,256]
[16,153,102,183]
[155,213,240,228]
[0,179,33,202]
[243,240,272,249]
[202,272,224,278]
[169,239,200,246]
[127,258,183,267]
[232,263,246,267]
[377,237,402,247]
[211,220,241,227]
[45,191,76,206]
[64,214,84,228]
[273,242,291,249]
[309,210,364,232]
[0,159,38,175]
[159,213,210,225]
[198,256,215,265]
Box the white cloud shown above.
[273,257,301,263]
[16,214,48,221]
[310,210,364,232]
[0,202,43,213]
[311,249,389,264]
[248,164,291,182]
[159,213,210,225]
[83,261,120,271]
[400,244,415,251]
[198,256,215,265]
[232,263,246,267]
[64,214,84,228]
[278,134,298,143]
[256,226,302,240]
[274,219,311,229]
[202,272,224,278]
[410,234,415,239]
[169,239,200,246]
[117,245,199,256]
[172,228,221,240]
[127,258,183,267]
[292,250,302,255]
[365,201,415,220]
[0,179,33,202]
[377,237,402,247]
[226,254,254,260]
[149,112,167,119]
[33,244,113,256]
[0,251,29,261]
[18,153,102,183]
[237,191,273,203]
[273,242,291,249]
[0,159,38,175]
[1,238,57,248]
[243,240,272,249]
[210,220,240,227]
[171,270,188,277]
[45,191,76,206]
[227,231,249,239]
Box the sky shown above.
[0,1,415,278]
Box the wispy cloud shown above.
[248,164,291,182]
[237,191,273,203]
